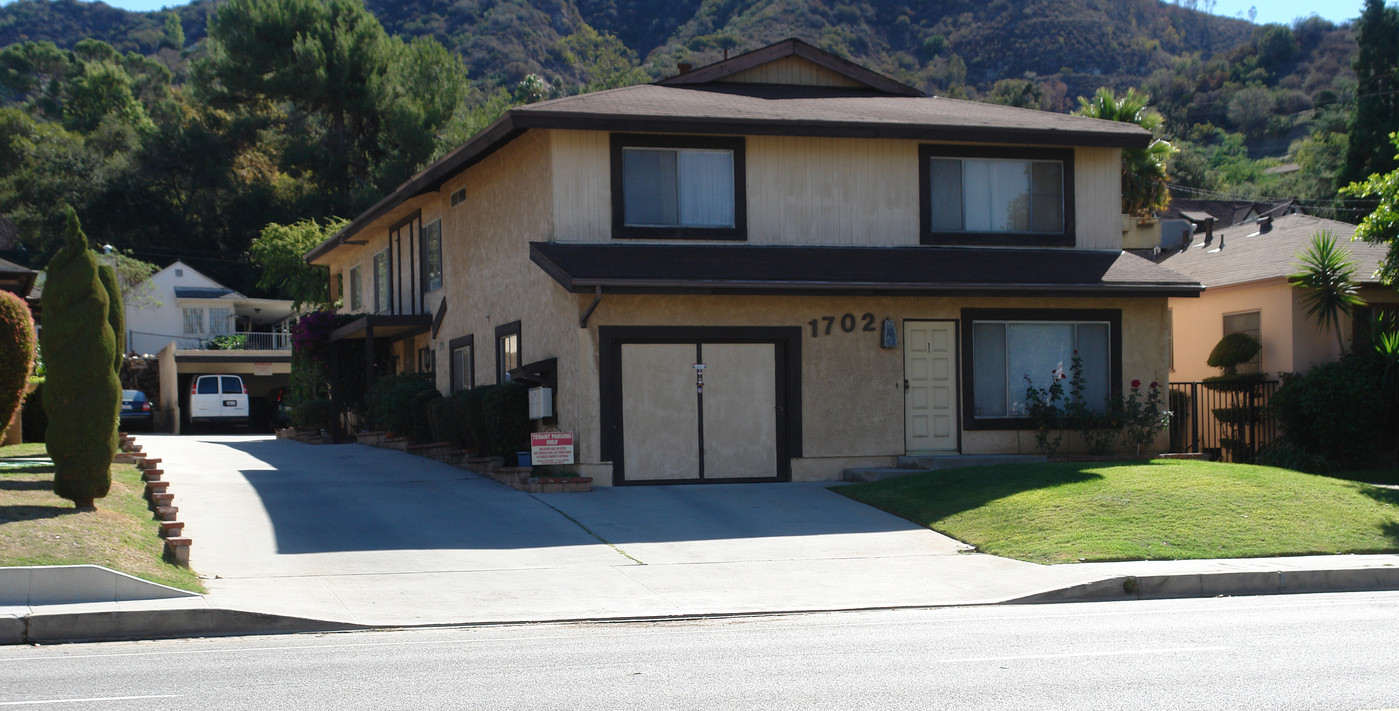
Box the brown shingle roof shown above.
[1157,213,1387,288]
[530,243,1202,297]
[307,39,1152,263]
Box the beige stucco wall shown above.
[551,130,1124,251]
[717,56,867,88]
[428,131,583,407]
[566,293,1170,483]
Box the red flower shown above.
[1149,381,1159,389]
[1131,379,1141,389]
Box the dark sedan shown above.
[120,389,153,431]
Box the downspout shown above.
[579,286,603,328]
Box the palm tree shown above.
[1288,231,1366,354]
[1073,88,1176,216]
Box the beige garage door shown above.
[621,342,778,483]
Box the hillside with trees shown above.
[0,0,1390,301]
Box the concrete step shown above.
[842,467,930,483]
[896,454,1047,471]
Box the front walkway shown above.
[141,435,1108,625]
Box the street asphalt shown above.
[3,434,1398,644]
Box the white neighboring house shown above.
[125,260,296,355]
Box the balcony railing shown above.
[129,330,292,353]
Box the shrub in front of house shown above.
[1264,354,1385,472]
[0,290,36,438]
[482,381,530,460]
[291,397,339,432]
[410,387,442,443]
[366,372,436,437]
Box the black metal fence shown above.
[1168,380,1280,462]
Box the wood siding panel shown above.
[552,130,611,242]
[747,135,921,246]
[717,56,865,88]
[1074,146,1122,250]
[548,131,1123,250]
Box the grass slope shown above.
[0,443,203,592]
[834,460,1399,565]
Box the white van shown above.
[189,374,250,423]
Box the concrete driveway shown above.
[141,435,1103,625]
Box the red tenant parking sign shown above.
[530,432,575,466]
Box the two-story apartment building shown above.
[307,39,1201,485]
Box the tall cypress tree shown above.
[1340,0,1399,188]
[97,262,124,370]
[41,208,119,509]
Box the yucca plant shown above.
[1288,231,1366,354]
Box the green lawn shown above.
[0,442,204,592]
[833,460,1399,565]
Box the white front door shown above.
[905,321,958,453]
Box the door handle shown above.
[904,379,910,391]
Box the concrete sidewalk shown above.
[4,435,1397,644]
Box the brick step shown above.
[164,537,192,566]
[159,520,184,538]
[150,492,174,508]
[144,480,170,496]
[155,505,178,521]
[138,458,161,470]
[141,469,164,482]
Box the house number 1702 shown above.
[808,313,877,337]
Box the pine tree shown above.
[41,208,119,509]
[1340,0,1399,188]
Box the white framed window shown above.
[209,308,232,336]
[422,219,442,292]
[349,264,363,311]
[182,308,203,335]
[1223,310,1262,374]
[373,249,390,314]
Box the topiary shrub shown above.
[97,262,123,371]
[483,381,530,459]
[41,208,119,508]
[1207,332,1262,375]
[0,291,36,440]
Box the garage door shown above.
[600,327,801,485]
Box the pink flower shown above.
[1131,379,1141,389]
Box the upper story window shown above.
[182,308,203,335]
[920,145,1074,247]
[611,134,746,241]
[373,249,391,314]
[422,219,443,292]
[349,264,363,311]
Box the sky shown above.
[1,0,1376,28]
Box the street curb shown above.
[6,609,372,645]
[6,567,1399,645]
[1005,566,1399,604]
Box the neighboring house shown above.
[124,261,298,431]
[125,260,296,355]
[306,38,1202,486]
[1159,213,1397,382]
[0,255,37,303]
